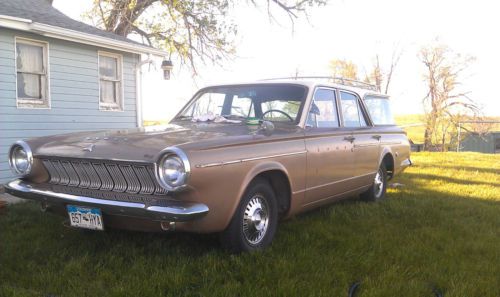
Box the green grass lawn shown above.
[1,152,499,296]
[395,114,426,143]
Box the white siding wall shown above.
[0,28,139,184]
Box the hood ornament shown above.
[82,144,95,152]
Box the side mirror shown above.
[259,120,275,136]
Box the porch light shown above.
[161,59,173,80]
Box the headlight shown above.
[156,147,191,191]
[8,141,33,176]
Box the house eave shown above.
[0,14,168,57]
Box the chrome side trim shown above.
[293,171,377,194]
[353,143,379,148]
[241,151,307,162]
[196,162,224,168]
[195,150,307,168]
[302,184,370,208]
[5,180,209,222]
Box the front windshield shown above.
[175,85,308,124]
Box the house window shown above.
[98,52,123,111]
[16,38,50,108]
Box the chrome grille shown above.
[133,165,155,194]
[42,158,166,195]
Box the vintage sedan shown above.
[5,77,411,252]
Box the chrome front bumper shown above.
[5,180,209,222]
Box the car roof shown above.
[201,78,390,99]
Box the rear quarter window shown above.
[364,96,395,125]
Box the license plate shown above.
[67,205,104,231]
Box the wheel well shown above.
[254,170,291,216]
[382,153,395,179]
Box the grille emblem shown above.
[82,144,95,152]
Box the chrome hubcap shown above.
[374,169,384,198]
[243,195,270,245]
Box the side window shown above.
[16,38,50,108]
[340,91,367,127]
[307,88,339,128]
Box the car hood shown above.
[27,122,302,163]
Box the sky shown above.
[53,0,500,121]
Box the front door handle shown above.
[372,135,381,140]
[343,136,355,142]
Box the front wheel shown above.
[361,163,388,202]
[220,178,278,253]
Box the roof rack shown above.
[261,76,379,91]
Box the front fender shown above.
[228,161,291,222]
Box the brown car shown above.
[5,77,411,252]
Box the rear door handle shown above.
[372,135,381,140]
[343,136,355,142]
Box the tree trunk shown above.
[441,130,446,152]
[424,112,436,151]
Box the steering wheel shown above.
[261,109,294,122]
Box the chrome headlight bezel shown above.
[8,140,33,176]
[155,147,191,192]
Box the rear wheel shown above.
[361,163,387,202]
[220,178,278,253]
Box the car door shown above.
[303,87,356,206]
[339,91,380,186]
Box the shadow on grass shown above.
[416,164,500,175]
[402,171,500,187]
